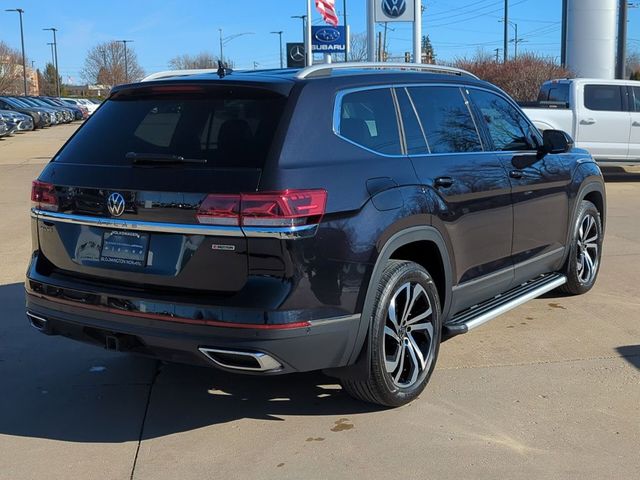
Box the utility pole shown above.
[219,29,224,64]
[494,48,501,62]
[271,31,284,68]
[118,40,134,83]
[5,8,27,95]
[503,0,509,63]
[616,0,628,79]
[383,23,388,62]
[561,0,568,67]
[43,28,60,96]
[377,31,383,62]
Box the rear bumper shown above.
[25,287,361,375]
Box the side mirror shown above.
[540,129,574,156]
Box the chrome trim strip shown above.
[198,348,282,372]
[465,275,567,331]
[32,209,318,239]
[26,311,48,331]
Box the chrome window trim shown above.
[333,82,543,158]
[31,209,318,239]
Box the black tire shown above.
[559,200,603,295]
[342,260,442,407]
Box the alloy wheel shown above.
[576,213,599,285]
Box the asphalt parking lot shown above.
[1,125,639,480]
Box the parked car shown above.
[12,97,62,124]
[0,119,11,137]
[0,109,34,131]
[0,96,50,128]
[62,97,98,115]
[26,63,606,407]
[521,78,640,163]
[19,97,69,124]
[40,97,85,121]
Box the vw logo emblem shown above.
[382,0,407,18]
[107,192,126,217]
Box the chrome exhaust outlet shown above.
[26,311,49,332]
[198,347,282,372]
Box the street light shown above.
[291,15,307,61]
[43,28,60,97]
[117,40,134,83]
[5,8,27,95]
[499,19,520,60]
[270,31,284,68]
[218,30,254,65]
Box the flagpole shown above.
[306,0,313,66]
[413,0,422,63]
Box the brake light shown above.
[31,180,58,211]
[196,190,327,229]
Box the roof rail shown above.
[141,69,218,82]
[295,62,478,80]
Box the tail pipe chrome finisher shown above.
[26,311,49,332]
[198,347,282,372]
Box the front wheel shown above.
[560,200,603,295]
[341,260,442,407]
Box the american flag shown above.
[315,0,339,27]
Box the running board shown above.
[443,273,567,338]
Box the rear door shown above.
[400,85,514,313]
[630,86,640,160]
[467,87,572,284]
[577,84,631,160]
[34,84,289,293]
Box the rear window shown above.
[56,87,287,169]
[538,83,570,104]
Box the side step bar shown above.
[443,273,567,338]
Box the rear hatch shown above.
[33,81,291,293]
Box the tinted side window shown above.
[468,89,533,152]
[538,83,570,104]
[633,87,640,112]
[394,87,429,155]
[407,86,482,154]
[584,85,623,112]
[339,89,401,155]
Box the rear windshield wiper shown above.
[126,152,207,165]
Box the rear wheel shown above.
[560,200,603,295]
[342,260,442,407]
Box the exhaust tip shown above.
[198,347,282,372]
[27,311,49,332]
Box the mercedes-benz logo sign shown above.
[107,192,126,217]
[382,0,407,18]
[290,45,305,62]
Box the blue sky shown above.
[1,0,638,83]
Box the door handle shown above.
[434,176,454,189]
[509,170,524,179]
[580,118,596,125]
[633,121,640,127]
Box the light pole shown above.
[499,19,519,60]
[43,28,60,97]
[270,31,284,68]
[117,40,134,83]
[218,30,254,66]
[5,8,27,95]
[503,0,509,63]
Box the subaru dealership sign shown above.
[375,0,415,22]
[311,26,346,53]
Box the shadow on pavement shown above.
[616,345,640,370]
[0,282,382,445]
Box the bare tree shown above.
[453,52,573,102]
[627,50,640,79]
[169,52,219,70]
[0,41,25,94]
[348,33,368,62]
[81,41,145,86]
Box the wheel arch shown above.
[324,226,453,382]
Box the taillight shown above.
[196,194,240,225]
[196,189,327,230]
[31,180,58,211]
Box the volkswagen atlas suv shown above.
[26,63,606,407]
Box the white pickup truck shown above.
[521,78,640,163]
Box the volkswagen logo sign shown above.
[315,27,341,43]
[107,192,126,217]
[382,0,407,18]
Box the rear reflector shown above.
[196,189,327,229]
[31,180,58,211]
